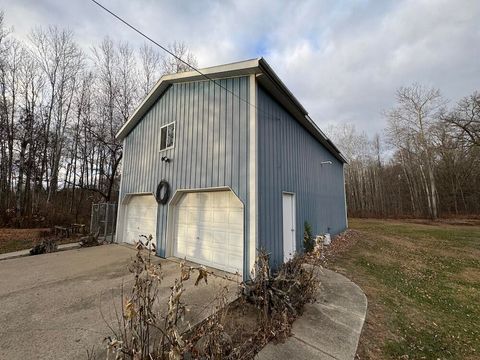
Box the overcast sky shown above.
[1,0,479,135]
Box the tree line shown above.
[1,10,478,227]
[0,11,196,226]
[328,85,480,219]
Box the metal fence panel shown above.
[90,202,117,242]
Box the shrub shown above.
[242,251,320,345]
[94,237,321,359]
[303,221,315,253]
[29,238,58,255]
[96,234,234,360]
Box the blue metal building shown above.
[115,58,347,277]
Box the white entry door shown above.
[124,195,157,245]
[174,190,244,274]
[283,192,296,261]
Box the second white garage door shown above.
[173,190,244,274]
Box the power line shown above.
[89,0,258,112]
[88,0,344,158]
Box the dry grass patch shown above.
[453,267,480,285]
[0,227,80,254]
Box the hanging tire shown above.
[156,180,170,205]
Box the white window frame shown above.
[159,121,175,152]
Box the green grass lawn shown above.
[329,219,480,360]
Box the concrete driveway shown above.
[0,244,239,360]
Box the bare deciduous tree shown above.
[161,41,198,74]
[30,26,84,202]
[139,43,161,96]
[0,11,201,226]
[329,85,480,219]
[444,91,480,148]
[386,84,445,219]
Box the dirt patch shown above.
[224,300,259,337]
[454,267,480,284]
[323,229,361,264]
[360,217,480,227]
[0,227,80,254]
[429,246,480,264]
[406,218,480,227]
[221,299,264,357]
[0,228,50,242]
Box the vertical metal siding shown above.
[119,77,250,257]
[257,85,347,268]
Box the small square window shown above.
[160,122,175,151]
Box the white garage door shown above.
[124,195,157,245]
[174,190,244,274]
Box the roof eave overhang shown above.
[257,58,347,164]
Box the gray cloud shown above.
[1,0,478,135]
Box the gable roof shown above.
[116,58,347,163]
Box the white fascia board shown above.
[161,58,260,83]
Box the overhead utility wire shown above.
[88,0,345,158]
[89,0,260,114]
